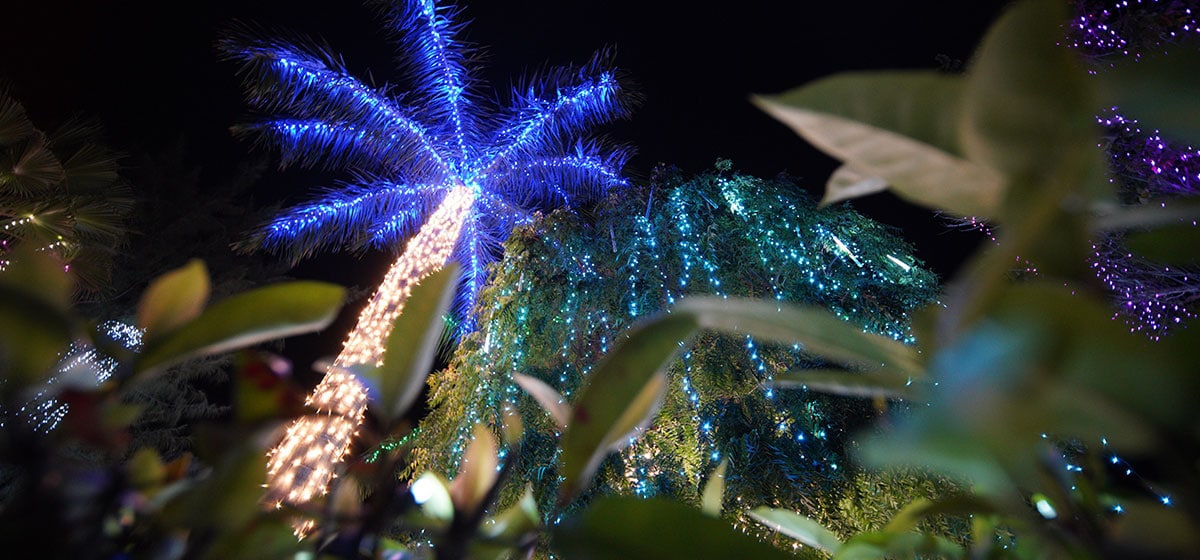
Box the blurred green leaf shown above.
[482,484,540,540]
[199,515,306,560]
[863,281,1182,504]
[413,471,455,522]
[771,368,918,400]
[753,71,1003,217]
[500,403,524,447]
[822,165,890,207]
[700,458,728,517]
[856,421,1017,500]
[674,297,923,376]
[892,495,999,532]
[126,447,167,492]
[0,244,72,309]
[558,313,697,504]
[0,247,75,387]
[757,71,966,156]
[514,372,569,430]
[165,441,270,531]
[135,281,345,377]
[359,265,457,424]
[552,497,794,560]
[959,0,1096,185]
[1109,498,1200,557]
[882,498,935,533]
[836,531,964,560]
[1095,43,1200,147]
[232,351,304,423]
[1091,199,1200,233]
[136,259,209,342]
[749,507,842,553]
[1122,224,1200,267]
[0,283,74,387]
[604,371,666,451]
[102,400,144,430]
[450,424,498,514]
[1008,282,1196,431]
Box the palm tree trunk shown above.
[265,186,476,511]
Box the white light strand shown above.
[0,321,144,432]
[264,186,475,515]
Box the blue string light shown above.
[222,0,636,336]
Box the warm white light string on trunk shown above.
[264,187,475,516]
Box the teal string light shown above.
[413,166,938,519]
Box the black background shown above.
[1,0,1012,362]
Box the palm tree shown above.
[222,0,636,509]
[0,92,134,295]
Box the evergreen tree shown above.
[410,163,942,538]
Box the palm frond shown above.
[236,118,451,181]
[241,180,444,262]
[3,136,65,194]
[370,0,483,162]
[231,0,637,335]
[449,209,505,333]
[0,93,36,146]
[66,197,131,243]
[486,140,632,208]
[60,244,116,295]
[46,115,106,149]
[60,143,123,192]
[221,27,454,178]
[476,49,638,177]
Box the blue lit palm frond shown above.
[222,0,636,333]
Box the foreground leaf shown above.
[674,297,922,376]
[558,313,697,503]
[0,248,74,386]
[1122,224,1200,268]
[361,265,458,424]
[482,485,540,540]
[838,531,964,560]
[754,71,1003,217]
[1095,45,1200,147]
[771,368,918,400]
[135,281,345,376]
[553,497,794,560]
[959,0,1095,185]
[450,424,498,514]
[137,259,209,341]
[514,373,570,430]
[700,459,728,517]
[750,507,843,553]
[0,283,74,387]
[164,439,270,531]
[822,164,890,207]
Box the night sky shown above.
[2,0,1011,362]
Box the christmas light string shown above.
[1074,1,1200,336]
[226,0,634,516]
[265,186,475,509]
[0,321,144,433]
[950,0,1199,516]
[414,171,936,529]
